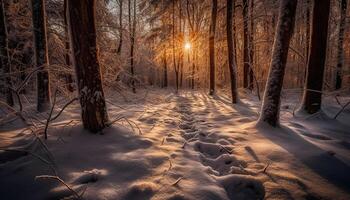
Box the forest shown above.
[0,0,350,199]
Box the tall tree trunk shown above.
[31,0,51,112]
[172,0,179,93]
[227,0,238,103]
[117,0,123,55]
[128,0,136,93]
[301,0,331,114]
[0,0,13,106]
[304,0,311,84]
[163,48,168,88]
[64,0,73,92]
[335,0,347,89]
[258,0,297,127]
[67,0,109,133]
[242,0,250,89]
[209,0,217,95]
[248,0,254,90]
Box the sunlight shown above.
[184,42,191,50]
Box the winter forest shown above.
[0,0,350,199]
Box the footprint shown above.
[200,154,247,175]
[193,141,229,158]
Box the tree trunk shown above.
[209,0,217,95]
[128,0,136,93]
[301,0,330,114]
[304,0,310,84]
[258,0,297,127]
[227,0,238,103]
[67,0,109,133]
[163,48,168,88]
[335,0,347,89]
[0,0,13,106]
[64,0,74,92]
[31,0,51,112]
[117,0,123,55]
[242,0,250,89]
[248,0,254,90]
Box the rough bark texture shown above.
[209,0,217,95]
[248,0,254,90]
[0,0,13,106]
[335,0,347,89]
[258,0,297,127]
[163,49,168,88]
[226,0,238,103]
[31,0,51,112]
[128,0,136,93]
[117,0,123,55]
[242,0,250,89]
[302,0,330,114]
[67,0,109,133]
[64,0,74,92]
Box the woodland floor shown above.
[0,89,350,200]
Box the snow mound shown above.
[217,174,265,200]
[121,181,158,200]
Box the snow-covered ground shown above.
[0,89,349,200]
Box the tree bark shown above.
[258,0,297,127]
[163,49,168,88]
[31,0,51,112]
[242,0,250,89]
[301,0,331,114]
[0,0,13,106]
[209,0,217,95]
[335,0,347,89]
[117,0,123,55]
[226,0,238,103]
[67,0,109,132]
[128,0,136,93]
[248,0,254,90]
[64,0,74,92]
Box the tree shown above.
[31,0,51,112]
[209,0,217,95]
[67,0,109,132]
[335,0,347,90]
[128,0,136,93]
[226,0,238,103]
[242,0,253,89]
[117,0,123,55]
[301,0,331,114]
[0,0,13,106]
[258,0,298,127]
[64,0,73,92]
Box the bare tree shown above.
[31,0,51,112]
[117,0,123,55]
[128,0,136,93]
[209,0,217,95]
[67,0,109,132]
[301,0,331,114]
[335,0,347,90]
[226,0,238,103]
[0,0,13,106]
[258,0,298,127]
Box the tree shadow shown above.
[257,124,350,192]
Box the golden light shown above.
[184,42,191,50]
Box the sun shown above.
[184,42,191,50]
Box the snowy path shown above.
[0,91,349,200]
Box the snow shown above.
[0,89,350,199]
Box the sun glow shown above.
[184,42,191,50]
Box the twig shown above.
[44,90,58,140]
[334,101,350,119]
[0,148,57,175]
[50,97,78,121]
[35,175,82,200]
